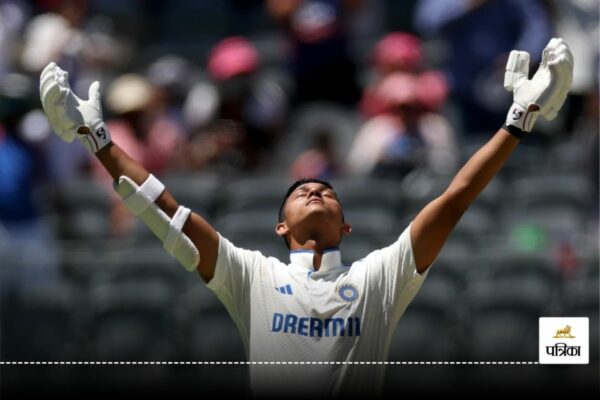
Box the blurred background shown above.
[0,0,598,397]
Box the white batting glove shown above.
[39,62,111,153]
[503,38,573,136]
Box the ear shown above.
[341,222,352,236]
[276,222,289,238]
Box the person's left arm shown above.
[411,128,518,273]
[410,38,573,274]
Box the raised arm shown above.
[96,143,219,282]
[410,38,574,274]
[40,63,219,283]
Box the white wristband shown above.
[121,174,165,215]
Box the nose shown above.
[307,187,323,199]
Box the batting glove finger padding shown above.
[504,50,530,92]
[39,62,112,153]
[504,38,574,133]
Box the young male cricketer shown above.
[39,38,573,397]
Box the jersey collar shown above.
[289,247,342,273]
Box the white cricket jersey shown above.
[204,223,430,398]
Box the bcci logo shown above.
[539,317,588,364]
[338,283,359,303]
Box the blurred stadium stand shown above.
[0,0,597,396]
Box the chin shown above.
[300,209,338,226]
[304,207,330,218]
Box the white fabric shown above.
[164,206,191,255]
[115,175,199,272]
[504,50,531,94]
[39,62,111,153]
[122,174,165,215]
[504,38,574,132]
[205,224,430,398]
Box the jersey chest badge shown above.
[337,283,360,303]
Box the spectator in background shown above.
[0,0,31,80]
[290,130,339,180]
[347,71,457,178]
[360,31,425,118]
[547,0,599,133]
[0,78,58,289]
[414,0,552,135]
[101,73,185,176]
[0,84,43,233]
[21,0,88,74]
[183,36,289,171]
[21,0,125,77]
[21,0,126,184]
[266,0,361,106]
[146,55,200,140]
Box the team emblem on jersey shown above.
[338,283,359,303]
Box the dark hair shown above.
[278,178,340,249]
[278,178,335,222]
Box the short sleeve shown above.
[205,233,262,325]
[364,223,431,322]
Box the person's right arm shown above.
[95,142,219,283]
[39,62,219,283]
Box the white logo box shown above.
[539,317,589,364]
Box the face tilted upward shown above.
[277,182,350,248]
[285,182,342,222]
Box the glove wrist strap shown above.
[502,123,525,140]
[78,122,111,154]
[506,102,538,133]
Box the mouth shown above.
[306,198,324,206]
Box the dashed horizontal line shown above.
[0,361,540,365]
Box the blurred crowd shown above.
[0,2,598,378]
[0,0,598,284]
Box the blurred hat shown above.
[373,32,422,72]
[106,74,153,114]
[207,36,259,82]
